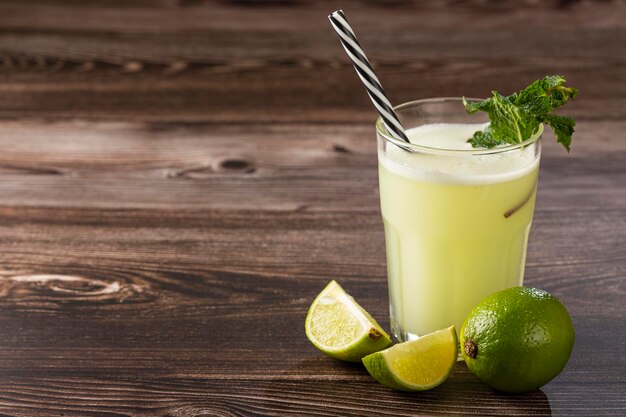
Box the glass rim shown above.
[375,97,543,155]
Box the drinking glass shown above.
[376,98,542,342]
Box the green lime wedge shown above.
[305,280,392,362]
[362,326,458,391]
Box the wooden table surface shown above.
[0,1,624,415]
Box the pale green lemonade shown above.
[379,123,540,341]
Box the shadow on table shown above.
[261,358,552,416]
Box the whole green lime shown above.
[460,287,575,393]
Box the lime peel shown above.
[460,286,575,393]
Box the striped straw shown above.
[328,10,409,143]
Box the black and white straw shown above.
[328,10,409,143]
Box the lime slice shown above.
[362,326,458,391]
[305,280,392,362]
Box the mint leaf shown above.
[462,96,490,114]
[514,75,578,115]
[488,92,539,144]
[463,75,578,151]
[464,92,540,146]
[468,126,502,148]
[542,114,576,152]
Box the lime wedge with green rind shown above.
[362,326,458,391]
[305,280,392,362]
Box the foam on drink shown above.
[379,123,539,185]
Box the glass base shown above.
[391,320,464,361]
[391,320,420,343]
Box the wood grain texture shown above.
[0,1,624,122]
[0,0,624,415]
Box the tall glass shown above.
[376,98,542,342]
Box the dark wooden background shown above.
[0,0,624,415]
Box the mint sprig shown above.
[463,75,579,151]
